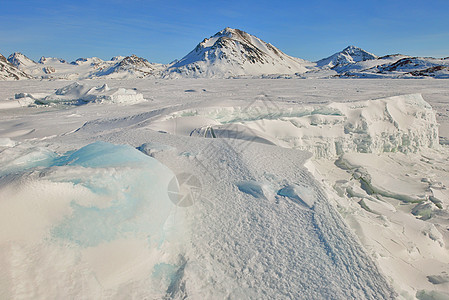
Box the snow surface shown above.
[0,79,448,299]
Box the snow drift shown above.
[14,82,145,106]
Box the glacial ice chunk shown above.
[0,141,178,247]
[0,146,58,176]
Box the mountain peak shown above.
[118,55,149,67]
[39,56,67,64]
[7,52,37,68]
[213,27,253,42]
[213,27,237,36]
[342,45,373,55]
[342,45,361,52]
[317,46,377,68]
[9,52,25,58]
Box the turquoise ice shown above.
[1,141,178,247]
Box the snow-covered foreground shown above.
[0,79,448,299]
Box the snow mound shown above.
[14,82,145,106]
[0,137,16,147]
[278,184,315,209]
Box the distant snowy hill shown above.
[8,53,106,79]
[376,56,449,78]
[165,27,313,78]
[316,45,378,69]
[311,46,449,79]
[93,55,165,79]
[0,53,32,80]
[6,53,164,80]
[330,55,449,79]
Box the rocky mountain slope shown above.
[0,53,32,80]
[7,53,164,80]
[164,27,313,78]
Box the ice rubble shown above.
[0,141,185,298]
[150,93,439,158]
[146,92,449,298]
[14,82,145,106]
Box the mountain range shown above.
[2,27,448,80]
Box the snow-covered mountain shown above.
[8,53,98,79]
[376,56,449,78]
[93,55,165,79]
[330,54,449,79]
[0,53,32,80]
[312,53,409,77]
[316,45,378,69]
[165,27,313,78]
[311,46,449,78]
[7,52,38,69]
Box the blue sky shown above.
[1,0,448,63]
